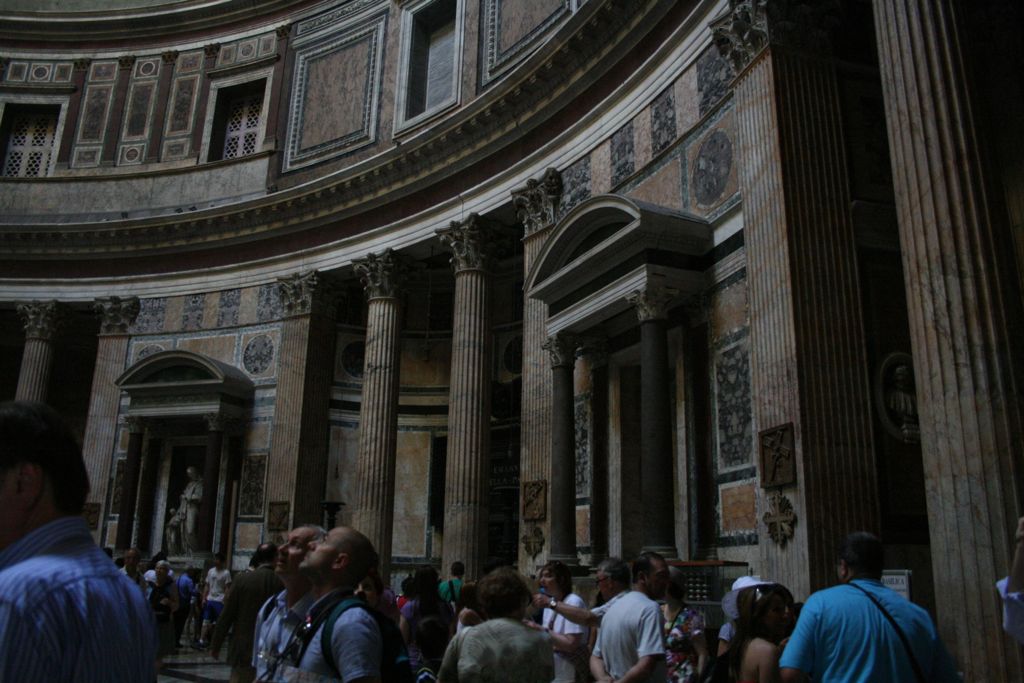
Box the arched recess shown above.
[113,350,254,561]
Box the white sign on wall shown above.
[882,569,913,601]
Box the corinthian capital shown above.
[512,168,563,237]
[542,334,577,368]
[627,286,678,322]
[353,249,409,300]
[17,300,65,340]
[278,270,334,317]
[710,0,839,73]
[437,214,499,273]
[94,296,140,335]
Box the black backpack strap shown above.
[291,589,353,669]
[848,582,927,683]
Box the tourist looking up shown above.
[211,542,282,683]
[438,566,554,683]
[0,401,157,681]
[780,531,959,682]
[253,524,325,682]
[590,551,670,683]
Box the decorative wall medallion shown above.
[243,334,275,375]
[522,480,547,521]
[759,422,795,489]
[342,341,365,379]
[763,492,796,546]
[82,502,101,529]
[267,501,290,531]
[875,351,920,443]
[692,129,733,206]
[521,525,545,560]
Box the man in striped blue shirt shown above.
[0,401,158,682]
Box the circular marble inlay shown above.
[240,43,255,58]
[139,61,157,76]
[503,335,523,375]
[341,341,365,379]
[32,65,49,80]
[243,334,275,375]
[137,344,164,361]
[124,147,140,161]
[692,129,733,206]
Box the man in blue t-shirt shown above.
[780,532,959,683]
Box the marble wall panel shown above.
[4,62,28,82]
[591,140,612,195]
[714,340,753,471]
[301,41,370,150]
[327,424,360,524]
[177,334,236,364]
[626,156,683,210]
[163,296,185,333]
[256,283,283,322]
[133,298,167,333]
[634,109,653,171]
[710,279,748,344]
[651,86,677,156]
[235,522,262,549]
[398,338,452,386]
[720,480,757,532]
[166,75,199,136]
[79,84,113,143]
[124,81,155,140]
[238,287,260,326]
[576,507,589,546]
[496,0,564,54]
[610,121,635,187]
[246,421,271,452]
[239,455,266,516]
[696,47,733,118]
[217,289,242,328]
[674,66,699,140]
[559,155,591,218]
[90,62,118,82]
[393,430,431,557]
[482,0,570,85]
[574,393,590,497]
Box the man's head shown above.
[451,560,465,578]
[837,531,884,582]
[632,551,669,600]
[476,567,532,619]
[0,401,89,552]
[186,465,200,481]
[299,526,375,592]
[123,547,141,570]
[251,542,278,568]
[277,525,326,579]
[595,557,631,600]
[214,551,225,569]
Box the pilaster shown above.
[874,0,1024,677]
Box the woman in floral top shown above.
[663,566,708,683]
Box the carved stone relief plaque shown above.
[763,492,796,546]
[758,422,795,488]
[267,501,290,531]
[522,480,547,521]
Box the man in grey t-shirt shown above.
[591,552,669,683]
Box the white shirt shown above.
[206,566,231,602]
[593,590,666,682]
[543,593,589,683]
[252,589,316,682]
[997,577,1024,644]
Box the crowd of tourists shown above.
[3,400,1024,682]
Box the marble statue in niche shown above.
[164,507,184,556]
[875,351,920,444]
[177,466,203,556]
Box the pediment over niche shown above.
[116,350,253,419]
[526,194,712,336]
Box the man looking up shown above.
[211,541,282,683]
[296,526,384,682]
[121,546,145,590]
[590,551,669,683]
[780,531,959,682]
[252,525,325,682]
[0,401,157,681]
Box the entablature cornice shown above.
[0,0,677,264]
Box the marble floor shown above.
[157,648,231,682]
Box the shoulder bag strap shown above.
[847,582,927,683]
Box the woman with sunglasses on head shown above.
[728,583,794,683]
[535,560,589,683]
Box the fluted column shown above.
[15,300,64,403]
[83,297,139,539]
[351,250,408,579]
[627,287,678,557]
[713,0,878,595]
[115,416,146,550]
[874,1,1024,678]
[544,333,578,564]
[198,413,225,553]
[267,271,338,535]
[512,168,562,571]
[438,215,497,579]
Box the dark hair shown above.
[415,616,450,660]
[451,561,465,578]
[728,583,794,680]
[540,560,573,597]
[596,557,631,586]
[413,565,442,617]
[631,551,665,583]
[456,581,480,615]
[214,552,226,563]
[0,401,89,515]
[476,567,531,619]
[251,542,278,567]
[362,566,384,594]
[401,575,416,597]
[838,532,884,579]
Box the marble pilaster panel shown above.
[874,1,1024,677]
[714,0,878,595]
[351,250,407,578]
[15,300,64,403]
[437,215,497,579]
[512,168,562,571]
